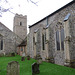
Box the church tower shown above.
[13,14,27,40]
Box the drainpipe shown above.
[46,17,48,26]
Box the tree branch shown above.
[28,0,38,6]
[0,0,39,17]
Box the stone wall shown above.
[69,15,75,60]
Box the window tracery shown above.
[55,22,64,51]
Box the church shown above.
[0,0,75,68]
[28,1,75,67]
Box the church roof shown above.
[29,0,75,28]
[0,22,13,32]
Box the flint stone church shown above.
[0,1,75,67]
[28,1,75,67]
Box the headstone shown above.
[32,62,40,75]
[36,55,42,64]
[37,58,42,64]
[21,53,25,61]
[21,57,25,61]
[7,61,19,75]
[11,53,15,56]
[27,55,30,60]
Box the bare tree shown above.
[0,0,12,17]
[0,0,39,17]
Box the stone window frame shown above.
[42,28,46,50]
[33,33,37,57]
[55,22,64,51]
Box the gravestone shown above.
[37,58,42,64]
[21,57,25,61]
[7,61,19,75]
[36,55,42,64]
[32,62,40,75]
[21,53,25,61]
[27,55,30,60]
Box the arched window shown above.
[56,27,64,51]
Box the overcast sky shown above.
[0,0,72,33]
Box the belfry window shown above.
[56,28,64,51]
[20,22,22,26]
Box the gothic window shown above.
[42,34,45,50]
[61,28,64,50]
[56,27,64,51]
[56,30,60,50]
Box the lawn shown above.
[0,55,75,75]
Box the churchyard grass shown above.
[0,55,75,75]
